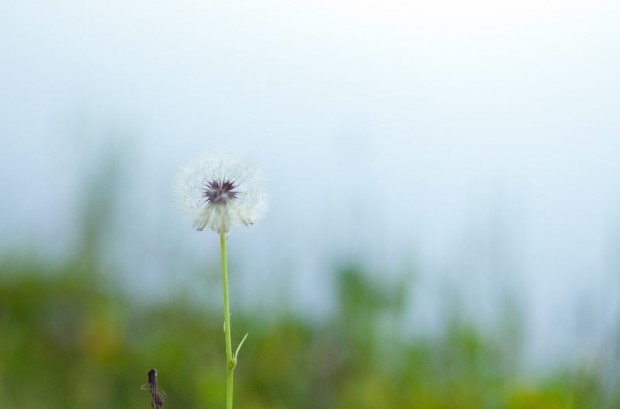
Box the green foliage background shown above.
[0,165,618,408]
[1,247,617,409]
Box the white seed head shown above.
[176,153,267,232]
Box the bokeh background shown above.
[2,1,620,408]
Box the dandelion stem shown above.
[220,229,234,409]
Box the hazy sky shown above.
[2,0,620,369]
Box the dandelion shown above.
[176,153,267,233]
[176,153,267,409]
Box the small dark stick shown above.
[146,368,165,409]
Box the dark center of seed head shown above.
[204,179,238,204]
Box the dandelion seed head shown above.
[176,153,267,232]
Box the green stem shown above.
[220,230,234,409]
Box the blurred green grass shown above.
[0,162,618,408]
[1,248,616,408]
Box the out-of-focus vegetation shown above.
[1,243,617,409]
[0,163,618,409]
